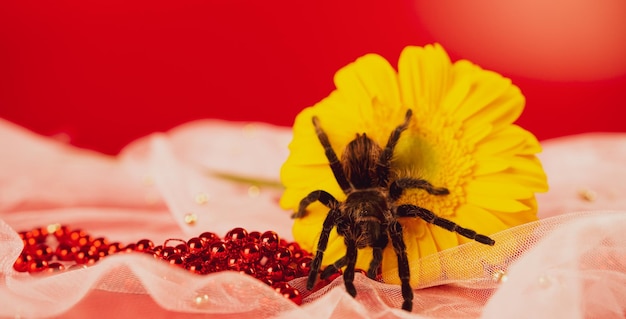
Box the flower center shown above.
[391,109,473,218]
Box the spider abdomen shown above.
[341,133,383,189]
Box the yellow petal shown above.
[507,156,549,186]
[462,123,493,146]
[474,170,548,194]
[497,172,549,193]
[440,66,472,116]
[466,194,531,213]
[475,125,541,157]
[451,61,516,122]
[291,202,328,252]
[398,44,452,111]
[302,94,366,155]
[465,178,534,199]
[428,223,461,251]
[463,88,524,129]
[334,53,402,127]
[285,108,327,165]
[452,204,509,237]
[279,167,343,211]
[473,158,511,176]
[488,206,538,228]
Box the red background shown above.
[1,1,624,155]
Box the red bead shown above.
[30,227,49,244]
[123,243,136,253]
[260,231,279,251]
[55,242,78,261]
[23,236,38,247]
[224,227,248,246]
[27,258,49,273]
[277,286,302,305]
[273,247,292,266]
[184,260,206,274]
[257,255,270,267]
[107,242,123,255]
[282,266,296,281]
[239,264,256,277]
[260,277,274,286]
[187,237,204,254]
[226,255,241,270]
[311,271,342,292]
[75,234,92,247]
[167,253,185,265]
[150,245,163,257]
[265,262,284,281]
[206,260,227,272]
[176,243,189,254]
[208,241,228,260]
[135,239,154,252]
[198,232,219,244]
[46,262,66,273]
[30,244,54,261]
[90,237,109,251]
[291,250,305,260]
[247,231,261,243]
[287,241,310,259]
[53,225,71,240]
[286,242,301,253]
[160,246,179,259]
[18,231,29,241]
[296,256,312,277]
[13,253,32,272]
[68,229,87,244]
[240,242,261,263]
[75,247,99,265]
[279,238,289,247]
[271,281,291,291]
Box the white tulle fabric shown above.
[0,118,625,319]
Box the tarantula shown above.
[292,109,495,312]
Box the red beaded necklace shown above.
[13,224,339,305]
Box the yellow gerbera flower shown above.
[279,44,548,286]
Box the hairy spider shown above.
[292,109,495,312]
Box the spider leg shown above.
[320,255,346,280]
[312,116,352,194]
[306,208,341,290]
[376,109,413,185]
[342,237,359,298]
[389,177,449,201]
[367,235,388,280]
[387,221,413,312]
[292,189,340,218]
[396,204,496,246]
